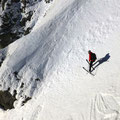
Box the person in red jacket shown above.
[88,50,96,73]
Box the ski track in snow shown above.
[0,0,120,120]
[90,93,120,120]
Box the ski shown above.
[86,59,95,70]
[86,59,89,63]
[82,67,95,76]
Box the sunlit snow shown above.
[0,0,120,120]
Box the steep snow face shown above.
[0,0,120,120]
[0,0,53,48]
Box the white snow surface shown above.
[0,0,120,120]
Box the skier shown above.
[88,50,97,73]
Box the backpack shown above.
[91,53,97,62]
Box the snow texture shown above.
[0,0,120,120]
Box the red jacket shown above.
[89,52,93,62]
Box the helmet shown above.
[88,50,91,53]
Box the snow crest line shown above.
[91,93,120,120]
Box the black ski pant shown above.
[89,61,94,72]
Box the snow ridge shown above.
[0,0,120,120]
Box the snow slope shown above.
[0,0,120,120]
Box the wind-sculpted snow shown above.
[91,93,120,120]
[0,0,120,119]
[0,0,53,48]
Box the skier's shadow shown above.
[92,53,110,71]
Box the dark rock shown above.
[11,0,20,3]
[0,90,16,110]
[24,27,31,35]
[22,96,31,105]
[35,78,40,81]
[45,0,52,3]
[13,90,17,98]
[20,82,24,88]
